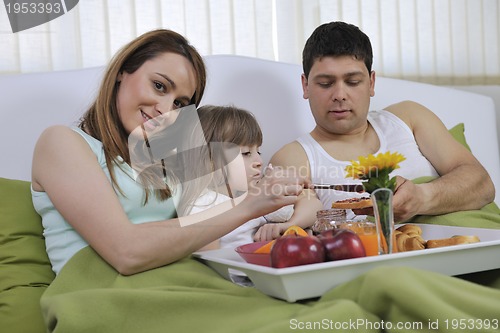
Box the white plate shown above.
[193,224,500,302]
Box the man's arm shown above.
[387,101,495,221]
[253,141,323,241]
[270,142,323,226]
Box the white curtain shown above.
[1,0,499,84]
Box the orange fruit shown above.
[254,240,275,254]
[283,225,308,237]
[253,226,308,254]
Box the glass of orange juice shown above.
[337,221,379,256]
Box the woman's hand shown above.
[242,165,311,218]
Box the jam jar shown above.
[311,209,347,234]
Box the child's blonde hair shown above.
[178,105,263,215]
[197,104,263,147]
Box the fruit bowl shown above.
[235,241,272,267]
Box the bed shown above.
[1,55,499,333]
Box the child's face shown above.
[241,145,263,184]
[226,145,262,192]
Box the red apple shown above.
[271,235,325,268]
[318,229,366,261]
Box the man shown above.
[270,21,494,223]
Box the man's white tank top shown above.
[296,110,439,211]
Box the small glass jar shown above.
[311,209,347,234]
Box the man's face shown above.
[301,55,375,136]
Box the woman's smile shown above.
[116,52,197,135]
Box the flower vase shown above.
[371,187,395,254]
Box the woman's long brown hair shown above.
[79,29,206,202]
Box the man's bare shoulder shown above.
[270,141,308,168]
[274,141,303,155]
[385,100,427,116]
[384,100,440,128]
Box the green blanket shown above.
[42,205,500,333]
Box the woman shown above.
[31,29,309,276]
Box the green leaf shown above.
[387,177,397,192]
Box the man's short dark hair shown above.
[302,21,373,78]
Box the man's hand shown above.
[390,176,424,222]
[352,176,422,222]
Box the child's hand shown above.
[253,223,289,242]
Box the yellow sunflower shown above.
[345,151,406,193]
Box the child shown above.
[188,105,318,250]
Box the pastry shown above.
[426,235,480,248]
[395,224,480,251]
[331,197,372,209]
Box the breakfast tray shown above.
[193,224,500,302]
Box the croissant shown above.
[396,224,422,236]
[395,224,480,252]
[395,231,425,252]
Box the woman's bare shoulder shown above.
[35,125,92,151]
[32,125,95,189]
[38,125,79,141]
